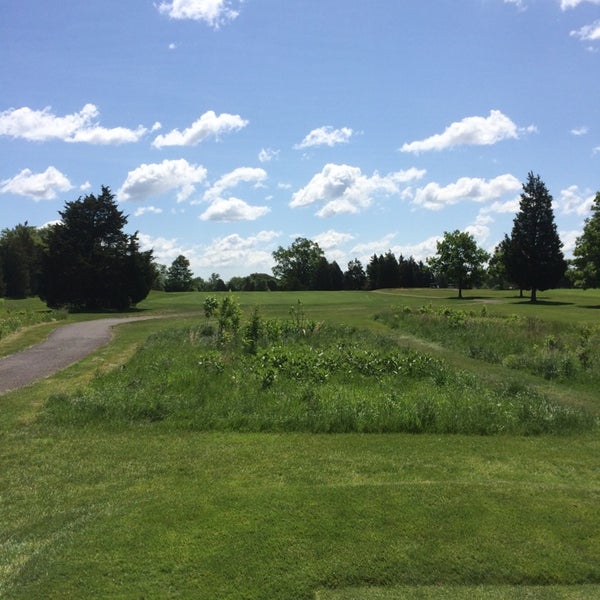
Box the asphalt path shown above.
[0,317,155,394]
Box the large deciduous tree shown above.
[571,191,600,289]
[39,186,155,311]
[272,237,325,290]
[427,230,489,299]
[505,172,566,303]
[165,254,194,292]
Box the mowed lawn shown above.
[1,289,599,599]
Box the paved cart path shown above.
[0,317,156,394]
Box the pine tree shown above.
[572,191,600,289]
[506,172,566,303]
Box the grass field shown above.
[1,288,599,599]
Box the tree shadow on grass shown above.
[514,300,574,306]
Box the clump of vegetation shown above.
[377,304,600,384]
[43,300,594,435]
[0,303,67,340]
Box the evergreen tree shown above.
[572,191,600,289]
[165,255,194,291]
[39,186,155,310]
[366,254,383,289]
[507,172,566,302]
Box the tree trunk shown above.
[531,287,537,303]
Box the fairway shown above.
[1,289,599,599]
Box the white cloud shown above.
[157,0,242,28]
[314,230,355,251]
[400,110,532,154]
[0,166,73,200]
[199,197,270,221]
[202,167,267,204]
[482,198,520,215]
[134,206,163,217]
[80,181,92,191]
[411,174,521,211]
[294,126,354,149]
[258,148,279,162]
[138,233,188,265]
[291,164,426,217]
[196,231,280,272]
[118,159,207,202]
[561,0,600,9]
[466,213,494,244]
[352,234,440,264]
[152,110,248,148]
[570,20,600,42]
[560,230,581,257]
[0,104,148,144]
[558,185,595,215]
[571,126,589,136]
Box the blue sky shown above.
[1,0,599,280]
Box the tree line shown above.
[1,173,600,309]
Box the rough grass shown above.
[41,321,595,435]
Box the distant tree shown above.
[205,272,227,291]
[366,254,383,289]
[486,239,511,290]
[0,258,5,297]
[0,223,43,298]
[380,250,400,288]
[272,237,325,290]
[165,255,194,292]
[506,172,566,302]
[427,230,489,299]
[344,258,367,290]
[151,263,168,291]
[39,186,155,310]
[571,191,600,289]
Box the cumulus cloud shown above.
[199,197,270,221]
[202,167,267,204]
[411,174,521,211]
[134,206,163,217]
[118,159,207,202]
[196,231,280,271]
[0,166,73,200]
[151,110,248,148]
[0,104,148,144]
[558,185,595,215]
[196,167,270,222]
[561,0,600,9]
[137,233,188,265]
[157,0,242,28]
[314,229,355,250]
[291,164,426,217]
[294,126,354,149]
[400,110,534,154]
[570,20,600,42]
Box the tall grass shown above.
[376,304,600,384]
[42,316,595,435]
[0,300,67,340]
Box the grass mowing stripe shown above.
[315,585,600,599]
[3,432,599,598]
